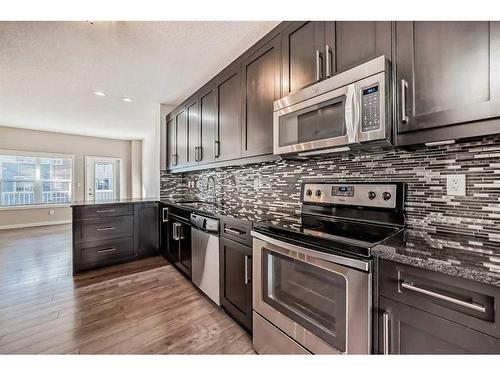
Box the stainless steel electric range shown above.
[251,181,406,354]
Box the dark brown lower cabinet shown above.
[133,202,160,258]
[168,218,192,278]
[220,236,253,332]
[378,296,500,354]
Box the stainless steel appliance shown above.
[273,56,391,156]
[190,213,221,305]
[252,182,405,354]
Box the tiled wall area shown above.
[160,135,500,240]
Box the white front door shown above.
[85,156,121,202]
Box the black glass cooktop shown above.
[253,214,402,258]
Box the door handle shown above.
[325,45,333,78]
[171,153,178,166]
[244,255,251,285]
[400,282,486,313]
[194,147,199,162]
[315,50,324,82]
[197,146,203,162]
[224,227,245,236]
[344,84,357,144]
[382,310,390,355]
[172,222,181,240]
[96,209,115,213]
[214,140,220,158]
[97,247,116,253]
[96,226,115,232]
[401,79,409,124]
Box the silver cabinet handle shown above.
[97,226,115,231]
[315,50,323,82]
[96,209,115,213]
[214,140,220,158]
[162,207,169,223]
[325,45,333,78]
[172,222,181,240]
[97,247,116,253]
[171,153,178,166]
[401,79,409,123]
[194,147,199,162]
[382,311,390,355]
[244,255,251,285]
[225,227,245,236]
[400,282,486,313]
[197,146,203,162]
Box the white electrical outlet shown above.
[447,174,466,196]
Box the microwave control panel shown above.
[361,85,380,132]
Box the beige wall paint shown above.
[0,125,137,228]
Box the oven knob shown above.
[306,189,313,197]
[383,192,392,201]
[368,191,376,200]
[315,190,322,197]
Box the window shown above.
[0,153,72,206]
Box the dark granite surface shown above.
[373,229,500,287]
[71,198,159,206]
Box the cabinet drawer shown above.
[379,259,500,338]
[74,215,133,243]
[379,296,500,354]
[220,217,252,246]
[73,204,133,219]
[74,237,134,272]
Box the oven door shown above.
[252,233,371,354]
[273,83,359,155]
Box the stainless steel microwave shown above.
[273,56,391,156]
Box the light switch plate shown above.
[447,174,466,196]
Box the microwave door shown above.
[273,84,358,155]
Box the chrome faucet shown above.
[206,175,216,204]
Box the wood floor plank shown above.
[0,224,253,354]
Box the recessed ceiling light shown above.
[122,97,133,102]
[93,91,106,97]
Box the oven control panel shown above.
[361,85,381,132]
[303,183,398,209]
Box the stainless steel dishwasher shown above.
[190,213,220,305]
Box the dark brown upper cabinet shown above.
[166,116,176,169]
[174,107,188,167]
[198,85,217,165]
[396,21,500,144]
[215,66,242,161]
[325,21,392,75]
[241,36,281,158]
[186,98,200,166]
[282,21,325,96]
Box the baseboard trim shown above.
[0,220,72,230]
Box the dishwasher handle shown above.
[190,213,219,235]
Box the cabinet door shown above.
[178,222,192,278]
[198,86,217,164]
[166,116,177,169]
[379,297,500,354]
[186,99,200,166]
[282,21,325,96]
[396,21,500,135]
[175,108,188,167]
[325,21,392,75]
[133,202,159,257]
[220,237,252,331]
[241,36,281,158]
[215,67,242,161]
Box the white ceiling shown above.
[0,21,280,140]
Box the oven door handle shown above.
[345,84,358,144]
[251,231,370,272]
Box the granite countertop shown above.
[71,198,159,206]
[373,229,500,287]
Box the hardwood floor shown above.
[0,224,254,354]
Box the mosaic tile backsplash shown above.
[160,135,500,241]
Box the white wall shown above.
[0,125,136,229]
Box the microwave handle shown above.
[345,84,358,144]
